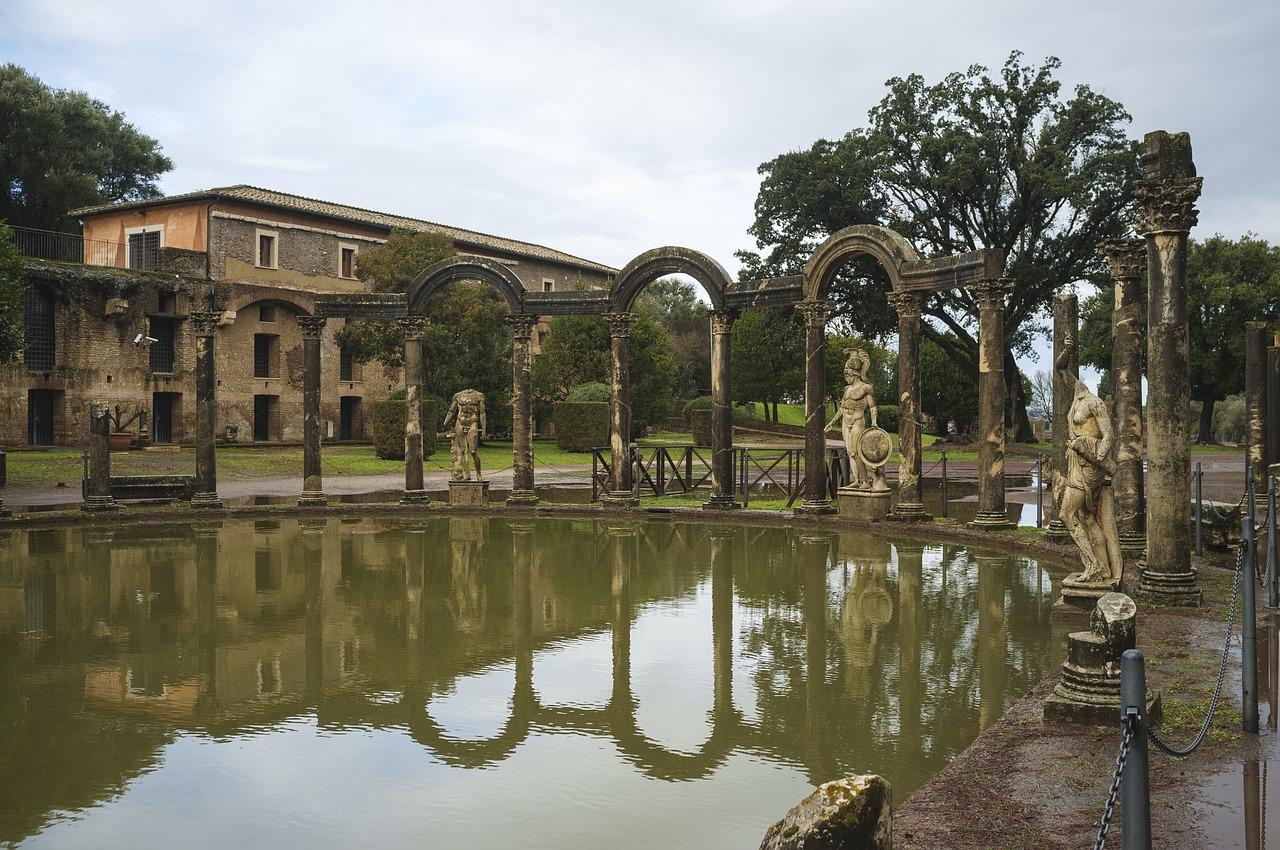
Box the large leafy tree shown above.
[730,307,804,421]
[736,52,1139,441]
[634,277,709,398]
[1079,234,1280,442]
[0,64,172,231]
[0,221,26,362]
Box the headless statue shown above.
[443,389,486,481]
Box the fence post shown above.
[1267,475,1278,609]
[940,451,949,519]
[1194,461,1203,558]
[1244,478,1260,734]
[1036,452,1044,528]
[1120,649,1152,850]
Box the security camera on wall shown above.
[133,333,159,346]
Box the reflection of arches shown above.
[406,677,536,769]
[407,255,526,315]
[802,225,921,301]
[609,246,734,312]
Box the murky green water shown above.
[0,516,1063,849]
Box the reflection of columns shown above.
[1102,239,1147,558]
[971,280,1015,528]
[608,523,635,706]
[797,300,835,514]
[405,526,425,681]
[896,542,924,755]
[1246,321,1268,493]
[400,317,430,505]
[706,311,740,509]
[1137,131,1203,606]
[302,518,326,704]
[511,521,534,704]
[506,316,539,506]
[194,524,220,713]
[190,312,222,508]
[605,313,638,506]
[710,528,734,716]
[888,291,930,521]
[800,532,831,782]
[299,316,328,507]
[1044,293,1077,541]
[976,555,1008,731]
[83,400,117,511]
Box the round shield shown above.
[857,426,893,469]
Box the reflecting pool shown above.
[0,516,1065,849]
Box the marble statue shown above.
[1053,332,1123,586]
[443,388,486,481]
[825,348,879,489]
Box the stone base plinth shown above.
[970,509,1016,530]
[297,491,328,508]
[1042,519,1071,542]
[702,494,741,511]
[190,492,223,510]
[794,499,836,516]
[601,491,639,508]
[400,489,430,506]
[1119,531,1147,560]
[1138,566,1203,607]
[1052,574,1120,617]
[81,495,119,512]
[890,501,932,523]
[449,479,490,506]
[506,489,538,507]
[1044,688,1162,727]
[836,487,891,522]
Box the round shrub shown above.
[554,401,609,451]
[683,395,714,420]
[566,382,612,403]
[690,409,712,445]
[875,404,899,433]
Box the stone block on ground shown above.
[759,774,892,850]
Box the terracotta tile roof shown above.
[71,185,618,275]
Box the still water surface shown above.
[1,516,1063,849]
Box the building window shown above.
[253,334,279,378]
[542,278,555,292]
[149,316,176,373]
[259,304,276,323]
[125,225,163,270]
[339,345,357,382]
[255,229,278,269]
[23,286,55,372]
[339,244,358,279]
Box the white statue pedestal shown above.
[449,479,491,506]
[836,486,892,522]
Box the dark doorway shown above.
[340,396,361,440]
[27,390,57,445]
[253,395,276,442]
[152,392,179,443]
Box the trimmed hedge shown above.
[683,395,713,420]
[691,409,712,445]
[372,397,439,460]
[566,382,612,403]
[554,401,609,451]
[876,404,899,434]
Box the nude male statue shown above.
[825,348,878,489]
[442,389,486,481]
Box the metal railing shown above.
[8,225,132,268]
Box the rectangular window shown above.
[253,333,279,378]
[339,345,355,382]
[23,286,55,372]
[259,304,276,323]
[542,278,555,292]
[339,244,357,279]
[255,229,278,269]
[149,317,176,373]
[125,225,163,270]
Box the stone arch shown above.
[608,247,733,313]
[407,255,526,315]
[223,289,315,318]
[802,224,922,301]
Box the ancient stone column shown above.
[1137,130,1203,606]
[298,316,328,507]
[706,310,740,510]
[796,300,834,514]
[888,291,930,521]
[971,279,1015,528]
[1102,239,1147,559]
[1044,292,1078,541]
[83,400,117,511]
[505,315,538,506]
[400,316,430,505]
[604,312,638,506]
[1246,321,1269,494]
[190,311,223,509]
[1268,332,1280,471]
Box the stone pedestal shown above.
[1053,574,1120,617]
[1044,592,1161,726]
[836,486,891,522]
[448,479,490,506]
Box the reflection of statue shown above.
[443,389,486,481]
[825,349,878,488]
[1054,333,1123,586]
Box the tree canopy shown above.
[634,277,709,397]
[0,221,26,362]
[730,307,804,420]
[0,64,172,231]
[736,52,1139,441]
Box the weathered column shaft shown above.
[1268,334,1280,470]
[506,315,538,505]
[1136,130,1202,606]
[400,317,429,504]
[84,400,116,511]
[605,313,636,504]
[190,311,222,508]
[972,280,1014,527]
[299,316,327,506]
[707,310,740,509]
[889,291,930,521]
[1045,293,1078,539]
[797,300,834,513]
[1103,239,1147,554]
[1246,321,1269,492]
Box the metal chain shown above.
[1148,540,1245,757]
[1094,713,1136,850]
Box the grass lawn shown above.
[639,494,793,511]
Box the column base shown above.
[191,492,224,510]
[400,489,430,506]
[0,503,11,519]
[702,493,741,510]
[794,499,836,516]
[81,496,119,512]
[1042,519,1071,542]
[1119,532,1147,560]
[969,510,1016,530]
[1138,566,1203,607]
[890,502,932,522]
[297,492,328,508]
[601,491,639,508]
[506,489,539,507]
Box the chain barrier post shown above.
[1194,461,1203,558]
[1121,649,1152,850]
[1244,476,1260,734]
[1267,474,1278,609]
[1036,452,1044,528]
[940,451,948,519]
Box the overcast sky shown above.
[6,0,1278,375]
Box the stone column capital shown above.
[1098,238,1145,280]
[504,314,538,339]
[709,310,739,335]
[887,290,927,319]
[795,299,832,329]
[972,278,1015,311]
[604,312,632,338]
[298,315,327,339]
[189,311,220,337]
[1135,176,1203,236]
[398,315,430,340]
